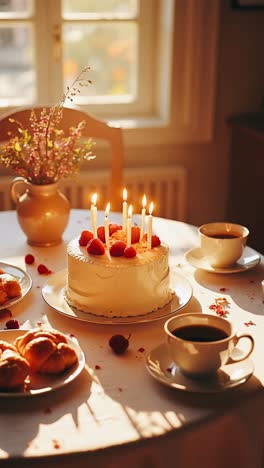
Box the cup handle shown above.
[10,177,29,204]
[228,334,254,364]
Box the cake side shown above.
[66,237,173,317]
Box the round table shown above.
[0,210,263,468]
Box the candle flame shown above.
[149,202,154,215]
[105,202,110,215]
[142,194,147,208]
[92,193,97,205]
[128,204,133,218]
[123,188,127,201]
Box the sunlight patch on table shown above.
[126,408,183,437]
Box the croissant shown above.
[0,340,17,353]
[0,340,30,389]
[0,284,8,306]
[0,273,22,299]
[15,329,78,374]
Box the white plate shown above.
[0,329,85,397]
[42,269,193,325]
[146,342,254,393]
[0,262,32,310]
[185,246,261,274]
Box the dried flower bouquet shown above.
[0,67,95,185]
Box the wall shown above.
[122,0,264,226]
[1,1,263,227]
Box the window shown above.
[0,0,157,117]
[0,0,219,143]
[0,0,35,105]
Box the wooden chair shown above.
[0,106,124,211]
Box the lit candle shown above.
[104,202,110,249]
[140,194,147,241]
[122,188,128,232]
[127,204,133,246]
[147,202,154,250]
[91,193,97,237]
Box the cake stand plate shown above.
[42,269,193,325]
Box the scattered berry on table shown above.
[37,264,52,275]
[109,334,131,355]
[5,319,19,329]
[0,309,12,320]
[25,254,35,265]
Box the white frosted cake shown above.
[66,228,173,317]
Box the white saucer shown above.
[0,329,85,398]
[42,269,192,325]
[185,246,261,274]
[146,342,254,393]
[0,262,32,310]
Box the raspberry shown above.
[109,223,122,236]
[142,233,161,247]
[97,226,106,243]
[151,235,161,247]
[110,240,127,257]
[37,264,52,275]
[109,334,130,355]
[131,226,140,244]
[0,309,12,320]
[87,238,105,255]
[5,319,19,329]
[79,230,93,246]
[25,254,35,265]
[124,246,137,258]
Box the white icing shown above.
[66,237,173,317]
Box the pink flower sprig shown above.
[0,67,95,185]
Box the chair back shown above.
[0,107,124,211]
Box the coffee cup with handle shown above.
[199,222,249,268]
[164,312,254,378]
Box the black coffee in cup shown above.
[172,324,229,342]
[198,222,249,268]
[207,233,240,239]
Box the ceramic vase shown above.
[10,177,70,247]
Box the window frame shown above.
[37,0,157,118]
[0,0,220,144]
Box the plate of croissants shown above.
[0,262,32,310]
[0,328,85,396]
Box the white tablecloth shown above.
[0,210,263,468]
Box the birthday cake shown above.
[66,225,173,317]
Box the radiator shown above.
[0,165,187,221]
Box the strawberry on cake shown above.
[66,224,174,317]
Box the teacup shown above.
[164,313,254,378]
[199,222,249,268]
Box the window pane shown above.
[63,22,137,100]
[0,25,35,102]
[62,0,138,15]
[0,0,32,13]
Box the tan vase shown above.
[10,177,70,247]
